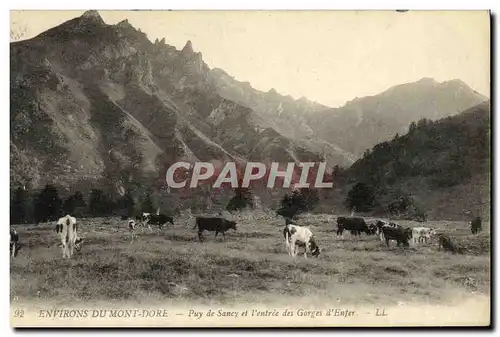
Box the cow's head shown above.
[309,237,320,258]
[404,227,413,239]
[75,238,85,252]
[228,221,237,230]
[366,223,377,235]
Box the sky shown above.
[10,10,490,107]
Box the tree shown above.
[277,188,319,219]
[117,189,135,217]
[226,186,254,212]
[33,184,62,223]
[345,182,376,213]
[140,190,155,213]
[387,195,412,216]
[88,189,115,217]
[409,121,417,133]
[62,191,86,216]
[417,118,428,129]
[10,187,31,224]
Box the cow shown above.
[194,217,237,242]
[55,214,79,259]
[471,217,482,235]
[147,214,174,230]
[10,228,19,258]
[134,212,153,230]
[381,225,412,247]
[283,224,320,259]
[375,220,402,242]
[411,227,437,244]
[128,220,137,240]
[438,234,461,254]
[336,217,371,237]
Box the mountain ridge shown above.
[10,10,488,213]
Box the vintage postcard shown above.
[10,10,491,328]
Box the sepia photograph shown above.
[9,9,491,327]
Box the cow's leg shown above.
[384,237,390,247]
[69,240,75,258]
[198,230,203,242]
[62,243,68,259]
[222,231,226,240]
[289,239,296,257]
[215,231,219,239]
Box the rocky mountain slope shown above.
[10,11,346,200]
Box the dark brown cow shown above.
[194,217,237,242]
[438,234,461,254]
[381,226,412,247]
[471,217,482,235]
[336,217,371,236]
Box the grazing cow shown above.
[55,214,79,259]
[10,228,19,258]
[367,223,377,235]
[147,214,174,230]
[438,234,460,254]
[336,217,371,237]
[141,212,151,222]
[471,217,482,235]
[375,220,402,242]
[194,217,237,242]
[411,227,437,244]
[381,225,412,247]
[283,224,320,259]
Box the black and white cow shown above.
[10,228,19,258]
[283,224,320,259]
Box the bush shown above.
[277,188,319,219]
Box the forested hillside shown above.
[339,101,490,220]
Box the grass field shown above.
[10,212,490,309]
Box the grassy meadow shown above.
[10,212,490,309]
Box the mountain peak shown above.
[442,78,467,87]
[182,40,194,53]
[116,19,133,29]
[417,77,438,84]
[81,10,104,23]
